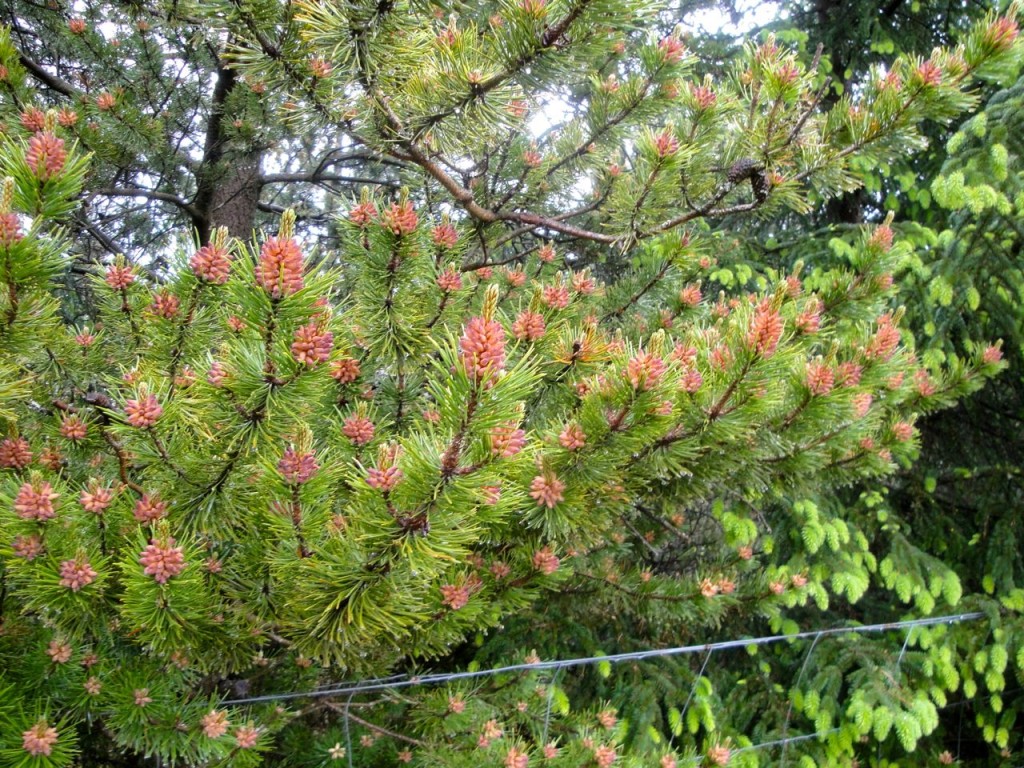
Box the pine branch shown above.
[17,50,75,96]
[167,285,202,399]
[84,392,145,495]
[93,187,204,220]
[601,259,672,322]
[324,705,426,747]
[148,430,202,488]
[543,71,661,180]
[259,172,399,188]
[407,0,596,135]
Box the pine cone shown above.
[726,158,763,184]
[727,158,769,202]
[751,171,769,203]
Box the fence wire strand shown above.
[214,612,992,765]
[222,611,984,706]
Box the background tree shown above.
[709,2,1024,762]
[0,0,408,261]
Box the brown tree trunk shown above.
[192,59,263,244]
[205,147,262,240]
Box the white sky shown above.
[686,1,783,36]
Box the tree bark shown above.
[192,59,263,244]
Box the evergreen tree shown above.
[0,0,403,262]
[726,2,1024,762]
[0,2,1022,767]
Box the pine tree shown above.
[0,2,1022,767]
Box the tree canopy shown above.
[1,1,1023,767]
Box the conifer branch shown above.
[118,286,142,349]
[544,71,660,180]
[461,244,538,274]
[94,187,204,220]
[2,4,1019,763]
[289,486,311,558]
[779,394,812,431]
[576,571,702,603]
[148,431,201,488]
[707,359,754,421]
[17,51,75,96]
[196,441,248,506]
[763,423,855,464]
[368,83,620,244]
[408,0,595,135]
[263,172,399,189]
[645,183,764,235]
[229,0,335,124]
[167,284,203,399]
[785,82,830,148]
[602,259,672,321]
[76,212,126,257]
[324,705,427,747]
[439,392,478,480]
[2,254,17,331]
[84,392,145,495]
[424,292,451,330]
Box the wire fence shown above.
[220,611,990,767]
[223,611,985,705]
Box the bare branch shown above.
[259,172,399,188]
[93,187,204,220]
[323,705,426,748]
[18,51,76,97]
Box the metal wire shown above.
[343,693,354,768]
[541,667,562,746]
[678,648,714,738]
[220,611,985,705]
[780,631,825,768]
[735,728,844,755]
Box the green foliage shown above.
[0,1,1023,767]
